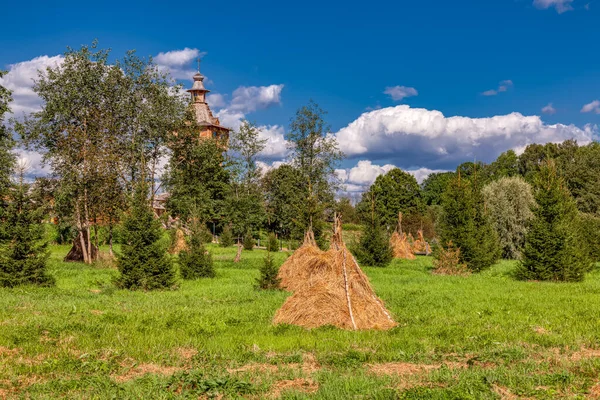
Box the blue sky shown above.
[1,0,599,193]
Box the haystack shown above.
[273,218,396,330]
[169,229,188,254]
[412,230,432,255]
[277,229,323,291]
[390,213,416,260]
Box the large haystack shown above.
[277,230,323,291]
[273,219,397,330]
[412,230,432,255]
[390,213,416,260]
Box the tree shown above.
[355,209,393,268]
[562,142,600,216]
[357,168,424,232]
[164,111,230,226]
[256,251,281,290]
[487,150,519,181]
[421,172,455,206]
[334,197,359,224]
[286,101,343,245]
[438,173,500,272]
[179,222,215,279]
[115,182,176,290]
[0,164,54,288]
[17,42,185,264]
[219,225,234,247]
[225,120,267,237]
[0,71,15,200]
[516,160,591,282]
[263,165,307,239]
[243,230,254,251]
[482,177,535,259]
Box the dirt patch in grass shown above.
[533,326,549,335]
[176,347,198,363]
[589,381,600,398]
[89,310,105,315]
[269,378,318,398]
[369,361,467,376]
[112,362,183,383]
[229,352,321,375]
[569,348,600,362]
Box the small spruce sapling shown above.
[220,225,234,247]
[179,224,215,279]
[355,196,393,268]
[267,232,279,252]
[256,250,281,290]
[243,230,254,251]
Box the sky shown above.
[1,0,599,195]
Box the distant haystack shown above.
[273,218,396,330]
[390,213,416,260]
[412,230,432,255]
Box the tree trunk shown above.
[75,201,89,263]
[234,241,242,263]
[65,229,98,262]
[108,224,113,257]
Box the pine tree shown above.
[438,173,500,272]
[243,230,254,251]
[179,225,215,279]
[0,167,54,288]
[355,214,393,268]
[516,160,590,282]
[267,233,279,252]
[115,182,175,290]
[220,225,234,247]
[256,251,281,290]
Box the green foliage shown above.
[482,177,535,259]
[262,164,306,239]
[266,232,279,252]
[219,225,234,247]
[179,226,215,280]
[516,160,591,282]
[243,230,254,251]
[255,251,281,290]
[334,197,359,224]
[487,149,519,181]
[562,142,600,216]
[578,213,600,262]
[355,216,393,268]
[115,183,176,290]
[438,174,500,272]
[357,168,424,231]
[421,172,455,206]
[164,111,230,224]
[0,176,54,288]
[0,71,15,199]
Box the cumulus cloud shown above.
[335,105,596,170]
[154,48,205,80]
[542,103,557,115]
[0,55,64,116]
[482,80,513,96]
[533,0,574,13]
[581,100,600,114]
[206,93,226,108]
[384,86,418,101]
[228,85,284,113]
[15,149,51,177]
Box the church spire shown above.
[187,57,209,103]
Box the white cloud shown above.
[581,100,600,114]
[533,0,574,13]
[542,103,557,115]
[482,80,513,96]
[335,105,596,169]
[154,48,205,80]
[258,125,288,159]
[15,149,51,177]
[0,55,64,116]
[228,84,284,113]
[206,93,226,108]
[384,86,418,102]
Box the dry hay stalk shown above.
[277,229,323,291]
[169,229,188,254]
[412,230,432,255]
[273,218,396,331]
[390,231,416,260]
[234,242,242,263]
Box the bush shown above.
[578,213,600,263]
[179,227,215,279]
[115,183,176,290]
[243,230,254,251]
[220,225,234,247]
[432,241,470,276]
[255,251,281,290]
[267,233,279,252]
[354,218,393,268]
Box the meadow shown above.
[1,245,600,399]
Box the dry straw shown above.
[390,213,416,260]
[273,218,396,331]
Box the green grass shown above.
[1,245,600,399]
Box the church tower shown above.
[187,60,230,143]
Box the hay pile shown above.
[273,219,396,331]
[169,229,188,254]
[277,230,323,291]
[390,213,416,260]
[412,230,432,255]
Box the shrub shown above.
[179,227,215,279]
[115,183,176,290]
[243,230,254,251]
[355,218,393,268]
[267,233,279,252]
[220,225,234,247]
[432,241,470,276]
[256,251,281,290]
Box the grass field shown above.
[1,245,600,399]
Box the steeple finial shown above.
[197,57,201,73]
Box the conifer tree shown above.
[355,200,393,267]
[219,225,234,247]
[115,182,175,290]
[438,173,500,272]
[243,230,255,251]
[0,165,54,288]
[256,251,281,290]
[267,233,279,252]
[179,223,215,279]
[516,160,590,282]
